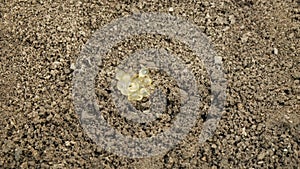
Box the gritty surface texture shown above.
[1,0,299,168]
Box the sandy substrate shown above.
[1,0,299,168]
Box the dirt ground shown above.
[1,0,299,168]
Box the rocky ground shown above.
[1,0,299,168]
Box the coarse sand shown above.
[1,0,299,168]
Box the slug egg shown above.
[115,67,154,101]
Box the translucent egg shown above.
[139,88,150,97]
[139,67,148,77]
[141,75,152,86]
[116,69,131,81]
[122,74,131,82]
[115,67,154,101]
[128,92,143,101]
[116,69,125,80]
[128,81,139,92]
[117,81,130,95]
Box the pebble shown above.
[70,63,76,70]
[229,15,236,24]
[241,34,249,43]
[258,161,264,164]
[242,127,247,136]
[65,141,71,146]
[214,56,223,64]
[273,48,278,55]
[257,151,266,160]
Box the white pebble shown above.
[214,56,223,64]
[70,63,76,70]
[273,48,278,55]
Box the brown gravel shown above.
[1,0,299,168]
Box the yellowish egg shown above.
[128,81,139,92]
[115,67,154,101]
[139,67,148,77]
[128,92,143,101]
[139,88,150,97]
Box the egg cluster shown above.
[116,67,154,101]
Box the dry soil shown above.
[1,0,299,168]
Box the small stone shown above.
[21,162,28,168]
[51,61,61,69]
[237,103,243,110]
[116,4,121,10]
[79,31,86,36]
[241,34,248,43]
[257,151,266,160]
[211,144,217,149]
[64,68,71,74]
[242,127,247,136]
[288,33,294,38]
[131,7,140,14]
[143,110,150,113]
[292,71,300,79]
[229,15,236,24]
[29,160,37,166]
[223,26,230,31]
[14,148,22,161]
[70,63,76,70]
[216,16,227,25]
[256,95,264,101]
[96,146,102,153]
[257,123,264,131]
[273,48,278,55]
[65,141,71,146]
[41,163,50,168]
[168,7,174,12]
[214,56,222,64]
